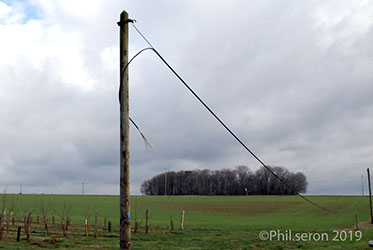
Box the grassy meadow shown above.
[0,194,372,249]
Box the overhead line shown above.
[127,23,360,213]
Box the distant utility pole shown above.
[20,184,22,194]
[367,168,373,224]
[82,182,85,195]
[118,10,131,250]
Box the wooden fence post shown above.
[0,215,3,240]
[26,212,33,242]
[94,213,98,238]
[66,215,70,231]
[16,226,21,242]
[24,216,27,234]
[355,214,358,230]
[62,222,66,236]
[180,210,185,231]
[145,210,150,233]
[170,216,174,230]
[44,215,49,236]
[108,221,112,232]
[0,222,3,240]
[134,218,138,233]
[62,220,67,236]
[85,218,89,237]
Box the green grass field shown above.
[0,194,372,249]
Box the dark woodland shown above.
[141,166,308,195]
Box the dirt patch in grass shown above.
[146,200,303,216]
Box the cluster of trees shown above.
[141,166,307,195]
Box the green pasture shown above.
[0,194,372,249]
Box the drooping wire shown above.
[130,117,152,150]
[127,23,360,213]
[119,47,153,104]
[118,47,153,149]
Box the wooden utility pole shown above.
[367,168,373,224]
[118,10,131,250]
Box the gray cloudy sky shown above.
[0,0,372,195]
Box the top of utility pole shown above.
[118,11,134,27]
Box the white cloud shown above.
[101,46,118,73]
[0,1,27,24]
[0,1,11,17]
[56,0,102,18]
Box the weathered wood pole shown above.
[62,220,67,236]
[355,214,359,230]
[24,216,27,234]
[134,218,138,233]
[85,218,89,237]
[118,10,131,250]
[368,168,373,224]
[108,221,112,232]
[145,210,149,233]
[94,213,98,238]
[66,215,70,231]
[16,226,21,242]
[44,215,49,236]
[0,215,2,240]
[180,210,185,231]
[26,212,32,242]
[0,222,3,240]
[170,216,174,230]
[11,212,14,226]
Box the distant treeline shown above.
[141,166,307,195]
